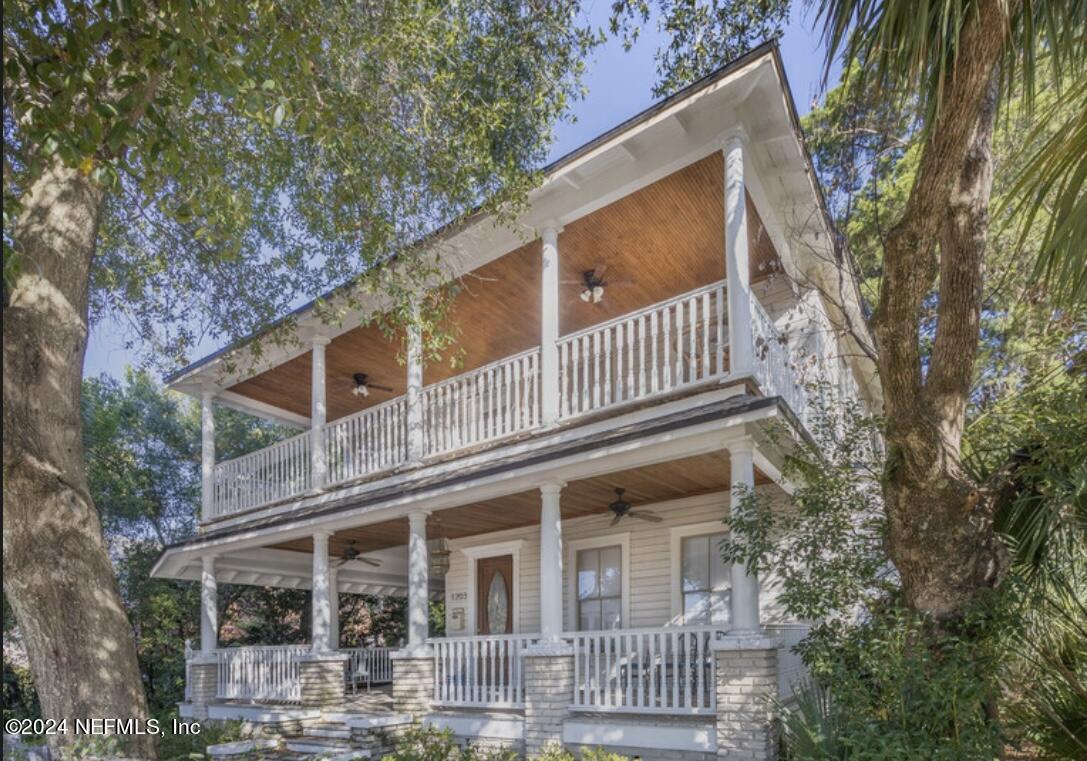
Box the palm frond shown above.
[1000,73,1087,307]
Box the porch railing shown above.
[422,348,541,456]
[558,281,727,419]
[205,279,869,520]
[216,645,308,703]
[751,297,861,435]
[325,397,408,485]
[431,634,538,708]
[570,625,723,714]
[212,431,310,518]
[765,623,811,700]
[341,646,394,690]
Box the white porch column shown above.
[311,530,333,653]
[539,482,566,639]
[329,566,340,650]
[728,438,761,633]
[407,511,430,646]
[723,129,755,376]
[540,225,561,427]
[200,555,218,656]
[406,312,425,462]
[200,390,215,521]
[310,335,330,489]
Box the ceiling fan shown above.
[561,264,632,305]
[606,487,662,526]
[352,373,394,398]
[333,540,382,568]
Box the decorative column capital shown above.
[539,481,566,497]
[538,222,564,241]
[201,554,219,571]
[718,125,750,149]
[727,437,755,456]
[408,510,430,527]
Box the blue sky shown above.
[84,5,835,380]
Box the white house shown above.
[152,40,877,760]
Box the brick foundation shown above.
[298,653,348,708]
[188,658,218,719]
[713,635,780,761]
[391,647,435,718]
[523,642,574,759]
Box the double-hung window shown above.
[680,532,731,624]
[576,545,622,630]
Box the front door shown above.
[477,555,514,634]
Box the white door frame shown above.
[461,540,524,635]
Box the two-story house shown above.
[152,40,878,761]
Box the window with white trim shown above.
[576,545,622,630]
[680,532,731,624]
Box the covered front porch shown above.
[171,428,809,758]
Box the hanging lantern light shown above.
[428,537,451,578]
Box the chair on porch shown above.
[346,650,371,694]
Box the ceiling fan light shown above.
[592,285,605,303]
[580,288,592,303]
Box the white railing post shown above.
[540,225,561,427]
[406,313,425,463]
[310,335,330,490]
[329,565,340,651]
[723,128,754,377]
[539,482,565,640]
[200,389,216,520]
[728,437,761,633]
[407,511,430,647]
[200,555,218,656]
[311,530,333,653]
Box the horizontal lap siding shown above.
[444,486,790,634]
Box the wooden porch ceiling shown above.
[270,449,771,557]
[228,152,780,423]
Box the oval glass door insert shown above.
[487,571,509,634]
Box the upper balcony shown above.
[179,143,868,525]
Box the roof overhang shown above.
[165,40,879,411]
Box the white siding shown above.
[443,486,791,636]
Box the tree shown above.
[618,0,1086,620]
[3,2,594,753]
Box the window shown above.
[680,532,730,624]
[576,545,622,630]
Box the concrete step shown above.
[285,739,354,755]
[304,725,352,740]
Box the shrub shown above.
[536,743,632,760]
[381,725,517,761]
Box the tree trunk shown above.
[3,160,156,758]
[873,0,1015,622]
